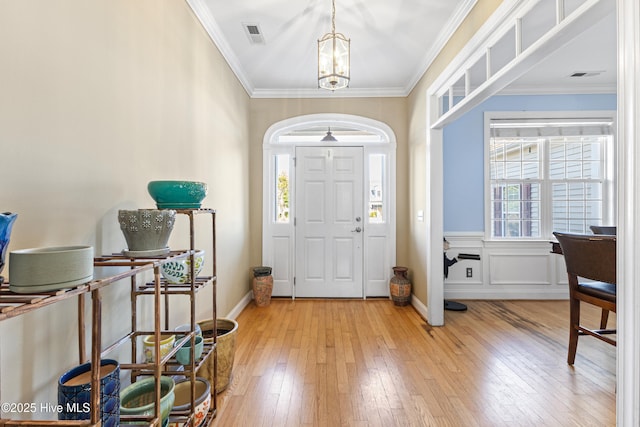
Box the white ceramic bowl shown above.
[8,245,93,293]
[161,250,205,284]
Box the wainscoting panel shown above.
[489,253,551,286]
[444,233,569,300]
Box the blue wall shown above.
[443,94,617,232]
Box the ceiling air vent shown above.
[570,71,604,77]
[243,23,265,44]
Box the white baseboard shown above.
[444,289,569,300]
[411,294,429,321]
[224,291,253,320]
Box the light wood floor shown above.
[212,299,616,427]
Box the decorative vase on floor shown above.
[118,209,176,258]
[390,266,411,306]
[196,318,239,394]
[214,318,238,393]
[252,266,273,307]
[0,212,17,284]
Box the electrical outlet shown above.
[466,267,473,278]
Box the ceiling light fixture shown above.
[321,127,338,142]
[318,0,350,91]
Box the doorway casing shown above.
[262,113,397,298]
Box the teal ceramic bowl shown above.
[174,335,204,365]
[120,376,175,425]
[147,181,208,209]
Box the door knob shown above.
[351,227,362,233]
[355,216,362,222]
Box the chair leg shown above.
[600,309,609,329]
[568,298,580,365]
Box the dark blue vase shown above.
[58,359,120,427]
[0,212,17,284]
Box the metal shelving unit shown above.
[0,208,217,426]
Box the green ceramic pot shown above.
[147,181,208,209]
[174,335,204,365]
[120,376,175,425]
[9,245,93,293]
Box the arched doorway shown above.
[262,114,397,298]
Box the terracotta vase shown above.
[252,267,273,307]
[390,266,411,306]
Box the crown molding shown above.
[429,0,522,94]
[405,0,479,95]
[186,0,254,96]
[188,0,478,99]
[251,86,406,99]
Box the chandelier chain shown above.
[331,0,336,34]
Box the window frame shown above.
[484,110,616,241]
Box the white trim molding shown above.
[426,0,616,325]
[187,0,477,98]
[617,0,640,424]
[404,0,479,95]
[262,114,397,299]
[225,291,253,320]
[430,0,615,129]
[186,0,253,96]
[411,294,429,322]
[443,234,569,300]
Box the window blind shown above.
[490,118,614,138]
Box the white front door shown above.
[295,146,364,297]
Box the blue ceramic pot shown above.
[0,212,17,284]
[58,359,120,427]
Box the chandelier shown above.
[317,0,350,90]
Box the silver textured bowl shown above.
[118,209,176,257]
[9,245,93,293]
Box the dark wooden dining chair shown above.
[588,226,617,327]
[553,232,616,365]
[590,225,617,235]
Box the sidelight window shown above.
[368,154,385,223]
[274,154,290,223]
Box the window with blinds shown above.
[487,115,614,239]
